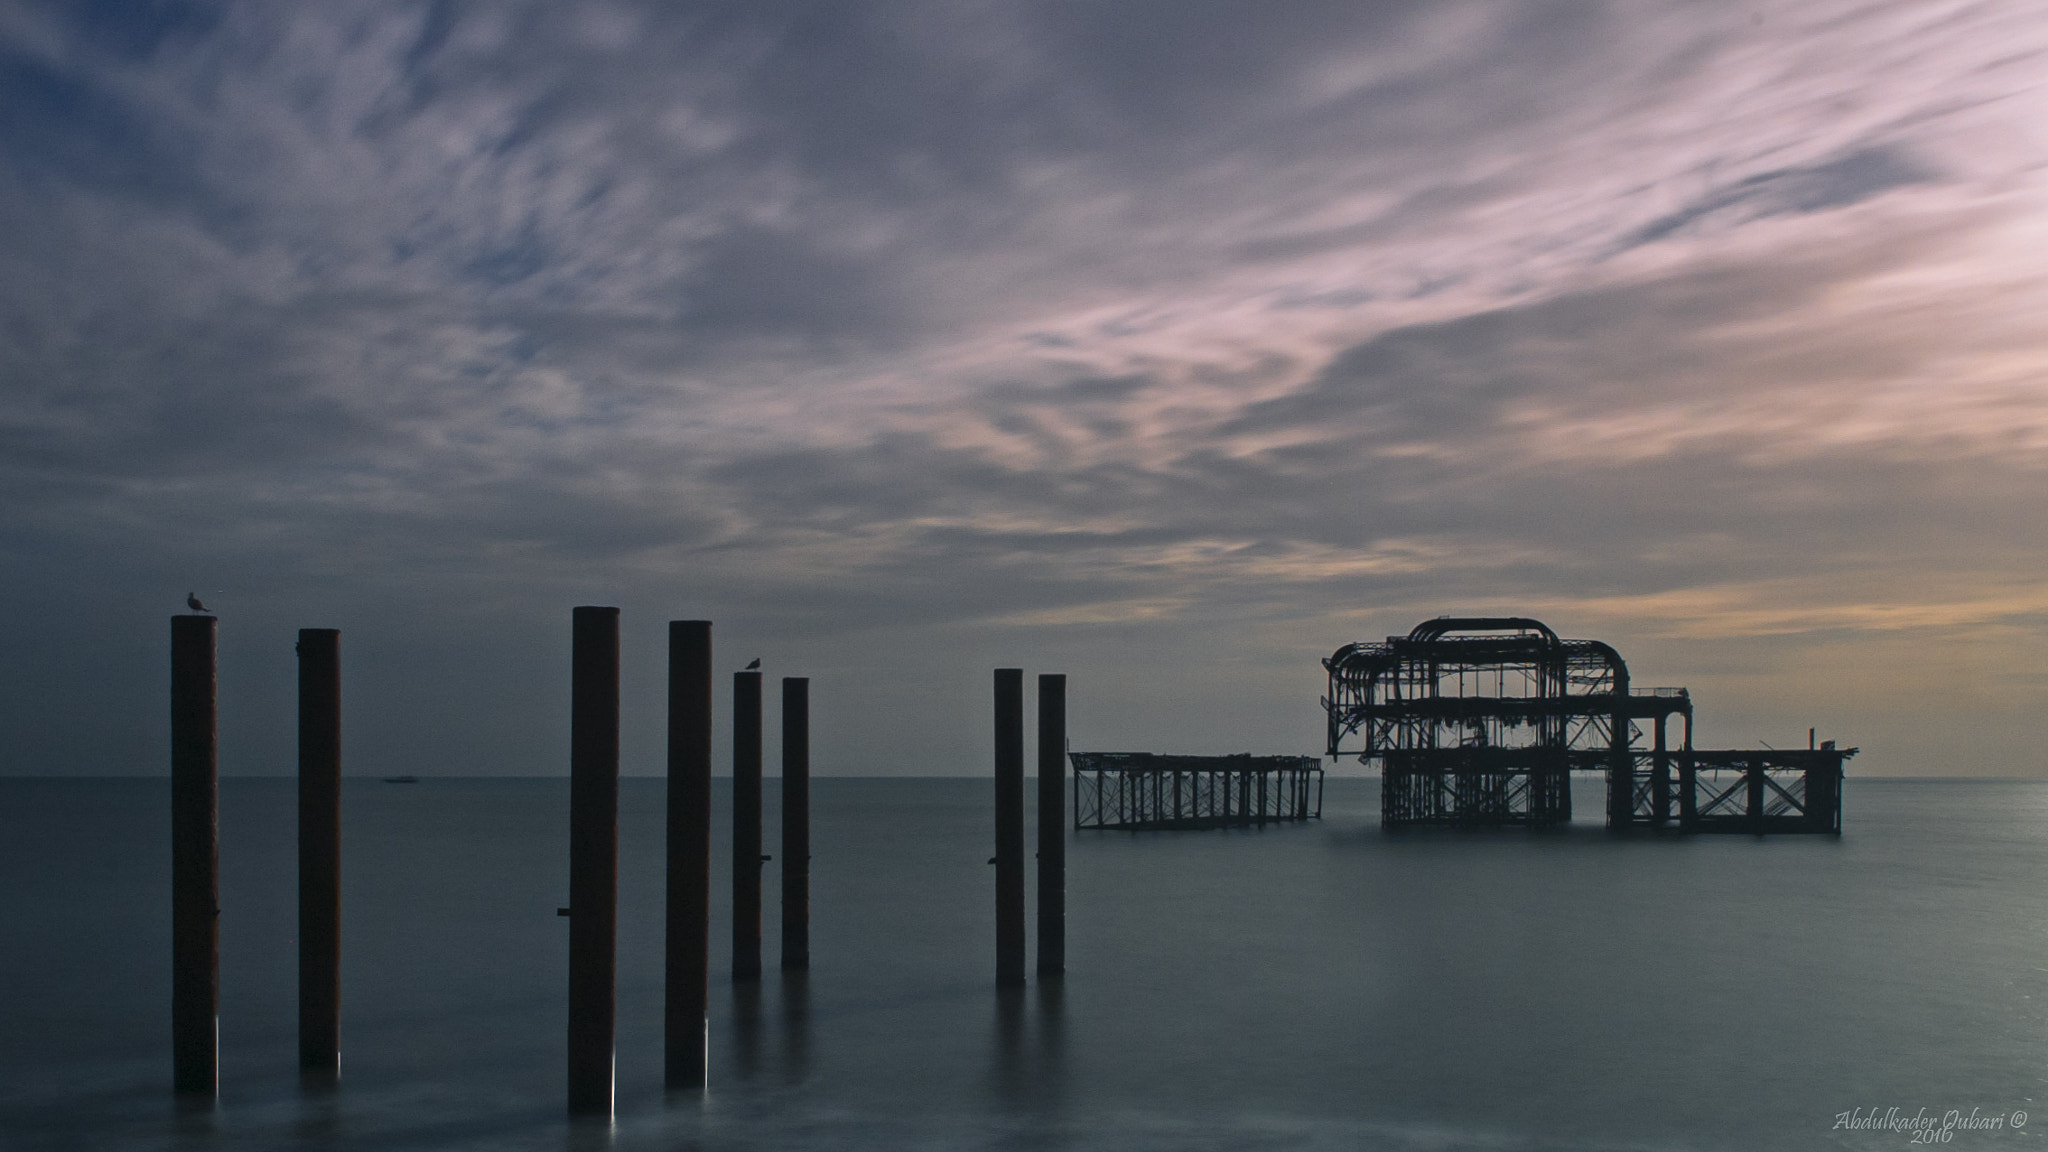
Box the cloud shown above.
[2,1,2047,776]
[1621,145,1935,250]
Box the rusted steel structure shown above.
[1324,617,1852,832]
[1070,752,1323,830]
[1678,748,1848,833]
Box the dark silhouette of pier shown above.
[1324,617,1853,831]
[1068,752,1324,830]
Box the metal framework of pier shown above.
[1070,752,1324,830]
[1324,617,1853,831]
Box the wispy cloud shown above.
[2,1,2046,776]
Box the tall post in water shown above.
[781,678,810,972]
[733,670,764,981]
[170,615,218,1098]
[993,669,1025,988]
[1036,674,1065,980]
[297,628,341,1081]
[566,607,619,1117]
[665,621,712,1090]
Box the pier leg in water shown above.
[1652,715,1670,828]
[666,621,712,1090]
[171,615,218,1099]
[297,628,341,1083]
[994,669,1025,988]
[1036,674,1065,979]
[781,677,810,972]
[566,607,619,1117]
[733,669,763,981]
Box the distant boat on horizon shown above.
[381,776,420,784]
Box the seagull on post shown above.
[186,593,211,613]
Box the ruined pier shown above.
[1324,617,1853,831]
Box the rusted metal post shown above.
[1678,710,1697,830]
[1606,662,1634,828]
[170,615,218,1098]
[1823,748,1844,834]
[1036,674,1065,979]
[1746,757,1766,834]
[1651,714,1669,829]
[666,621,712,1090]
[781,677,810,972]
[566,607,619,1116]
[994,669,1025,988]
[732,670,763,981]
[297,628,341,1081]
[1807,747,1843,833]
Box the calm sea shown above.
[1,777,2042,1151]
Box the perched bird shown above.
[744,657,761,670]
[186,593,211,613]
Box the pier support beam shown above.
[566,607,619,1117]
[733,670,763,981]
[1036,674,1065,980]
[297,628,341,1081]
[781,678,810,972]
[665,621,712,1090]
[171,615,218,1098]
[1607,731,1634,828]
[994,669,1025,988]
[1807,754,1841,834]
[1651,714,1669,829]
[1678,754,1697,830]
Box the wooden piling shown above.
[1036,674,1065,979]
[296,628,341,1080]
[994,669,1025,988]
[781,678,810,972]
[733,670,763,981]
[665,621,712,1090]
[170,615,218,1098]
[566,607,619,1116]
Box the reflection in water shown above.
[780,969,811,1084]
[293,1072,343,1145]
[984,981,1074,1150]
[173,1092,218,1140]
[989,980,1068,1114]
[1037,978,1065,1085]
[722,971,809,1091]
[563,1112,616,1151]
[732,979,763,1079]
[993,984,1028,1102]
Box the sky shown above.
[3,0,2047,778]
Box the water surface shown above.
[1,777,2041,1150]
